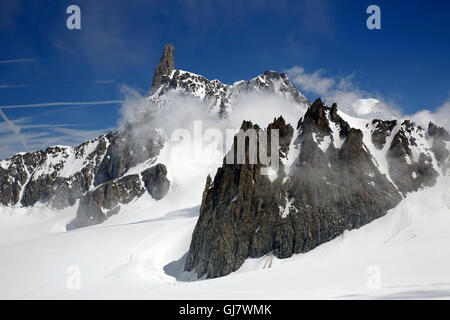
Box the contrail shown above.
[0,59,36,64]
[0,108,28,149]
[0,84,29,88]
[0,99,141,109]
[19,123,80,129]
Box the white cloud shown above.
[286,65,450,132]
[408,100,450,131]
[285,66,335,96]
[286,66,401,120]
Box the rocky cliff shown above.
[184,99,449,279]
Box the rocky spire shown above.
[149,43,174,95]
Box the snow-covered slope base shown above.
[1,174,449,299]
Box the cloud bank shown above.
[408,100,450,131]
[286,66,450,130]
[286,66,401,120]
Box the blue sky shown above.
[0,0,449,158]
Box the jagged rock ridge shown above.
[184,99,449,279]
[0,127,168,229]
[148,69,310,117]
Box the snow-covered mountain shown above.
[0,44,310,229]
[0,44,449,298]
[149,69,309,116]
[184,98,450,279]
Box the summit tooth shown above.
[149,43,175,95]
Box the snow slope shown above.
[0,88,449,298]
[0,165,449,299]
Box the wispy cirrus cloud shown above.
[94,80,115,84]
[0,114,112,159]
[0,98,130,158]
[0,84,29,88]
[0,108,28,150]
[0,99,135,110]
[0,58,36,64]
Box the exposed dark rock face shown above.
[428,122,450,174]
[302,98,331,135]
[387,120,438,194]
[185,100,403,279]
[339,128,364,161]
[370,119,397,149]
[185,118,293,278]
[268,116,294,155]
[141,164,170,200]
[93,129,162,186]
[67,163,170,230]
[0,151,42,206]
[330,103,351,138]
[149,43,175,94]
[66,175,144,230]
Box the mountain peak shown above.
[149,43,175,94]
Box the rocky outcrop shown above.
[184,100,403,279]
[0,140,108,208]
[66,163,170,230]
[428,122,450,174]
[185,117,293,278]
[0,151,42,206]
[330,103,351,138]
[93,129,162,186]
[371,119,397,149]
[149,43,175,95]
[387,120,438,194]
[141,163,170,200]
